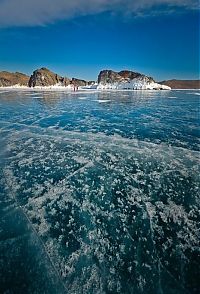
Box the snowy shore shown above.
[1,86,200,92]
[0,84,172,92]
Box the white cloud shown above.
[0,0,198,27]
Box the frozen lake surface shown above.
[0,90,199,293]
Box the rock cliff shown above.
[28,68,70,87]
[0,71,29,87]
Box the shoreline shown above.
[0,86,199,92]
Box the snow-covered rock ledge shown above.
[97,81,171,90]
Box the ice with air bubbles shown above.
[0,89,199,293]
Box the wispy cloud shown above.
[0,0,198,27]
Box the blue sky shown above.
[0,0,199,81]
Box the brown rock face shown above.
[0,71,29,87]
[98,69,155,84]
[118,70,142,80]
[29,68,70,87]
[97,70,122,84]
[160,79,200,89]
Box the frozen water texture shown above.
[0,90,199,293]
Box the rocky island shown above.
[28,68,71,88]
[97,70,170,90]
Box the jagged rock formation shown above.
[160,79,200,89]
[0,71,29,87]
[97,69,170,90]
[28,68,90,88]
[29,68,70,87]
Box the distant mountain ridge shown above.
[160,79,200,89]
